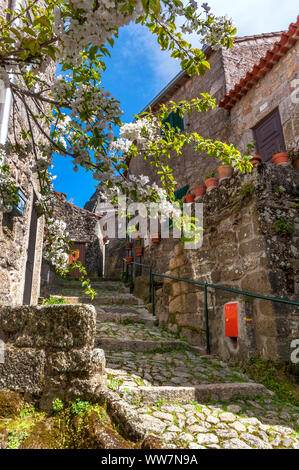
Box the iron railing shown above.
[123,260,299,355]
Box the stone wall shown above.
[152,164,299,363]
[0,303,106,410]
[0,0,56,306]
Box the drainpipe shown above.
[0,87,12,163]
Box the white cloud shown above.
[123,0,298,88]
[201,0,298,37]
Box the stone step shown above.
[96,306,156,327]
[60,294,139,306]
[121,383,273,405]
[96,337,205,354]
[50,283,129,293]
[49,287,129,296]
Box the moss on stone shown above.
[0,391,24,418]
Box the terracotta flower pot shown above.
[125,241,133,250]
[151,233,160,243]
[135,246,143,257]
[272,152,289,166]
[250,154,262,165]
[125,256,133,265]
[193,184,206,197]
[218,165,233,180]
[205,177,219,191]
[185,194,195,203]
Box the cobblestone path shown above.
[54,279,299,449]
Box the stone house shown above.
[0,0,56,306]
[129,19,299,363]
[84,189,126,279]
[40,192,104,296]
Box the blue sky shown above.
[52,1,299,208]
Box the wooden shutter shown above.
[162,111,184,132]
[173,111,184,131]
[253,109,285,162]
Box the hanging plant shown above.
[0,164,20,213]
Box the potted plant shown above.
[185,190,196,203]
[272,146,289,166]
[288,146,299,170]
[135,246,143,256]
[192,180,206,197]
[246,141,261,165]
[217,157,234,180]
[151,233,160,243]
[204,171,218,191]
[125,256,133,265]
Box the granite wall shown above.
[0,303,106,410]
[137,164,299,363]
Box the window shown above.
[253,109,285,162]
[163,185,189,231]
[163,110,184,132]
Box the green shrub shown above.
[70,398,90,415]
[42,295,66,305]
[52,398,64,413]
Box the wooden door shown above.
[253,109,286,162]
[23,193,38,305]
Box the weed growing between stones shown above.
[273,216,295,236]
[42,295,66,305]
[239,357,299,406]
[231,182,255,211]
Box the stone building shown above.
[40,192,104,295]
[84,189,126,279]
[0,0,56,306]
[129,19,299,363]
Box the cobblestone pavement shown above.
[99,321,299,449]
[55,280,299,449]
[105,349,250,388]
[97,321,180,342]
[129,396,299,449]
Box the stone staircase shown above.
[46,278,299,449]
[49,279,269,401]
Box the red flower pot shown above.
[218,165,233,180]
[250,154,262,165]
[151,233,160,243]
[125,242,133,250]
[272,152,289,166]
[185,194,195,203]
[135,246,143,257]
[204,177,219,190]
[193,184,206,197]
[125,256,133,265]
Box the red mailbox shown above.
[225,302,238,337]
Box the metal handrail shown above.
[124,260,299,355]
